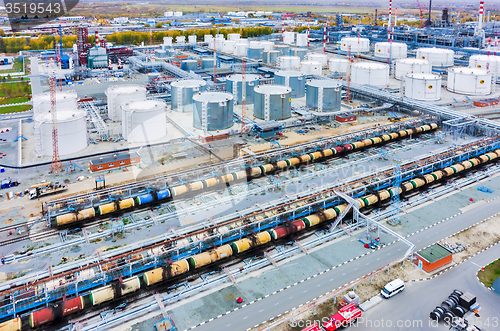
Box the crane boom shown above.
[416,0,424,28]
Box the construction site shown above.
[0,1,499,331]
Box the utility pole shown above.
[241,57,247,132]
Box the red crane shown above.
[49,74,62,175]
[241,57,247,131]
[416,0,424,28]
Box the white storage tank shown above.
[300,61,322,75]
[106,85,147,121]
[447,67,492,96]
[278,56,301,70]
[253,85,292,121]
[122,100,167,143]
[233,43,248,56]
[306,53,328,67]
[204,35,213,44]
[340,37,370,53]
[227,33,240,41]
[193,92,234,131]
[164,37,173,46]
[274,70,305,98]
[247,47,264,60]
[283,31,296,45]
[405,73,442,101]
[293,48,308,60]
[171,80,207,112]
[275,44,291,56]
[222,40,236,54]
[188,35,197,44]
[469,55,500,78]
[249,41,260,48]
[176,36,186,44]
[34,110,87,156]
[226,74,260,104]
[329,58,349,73]
[416,48,454,67]
[260,41,275,51]
[374,42,407,59]
[296,34,307,47]
[306,80,342,112]
[394,58,432,80]
[33,91,78,117]
[351,62,389,88]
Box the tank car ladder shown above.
[264,251,278,266]
[154,292,169,319]
[149,210,159,226]
[295,240,309,254]
[223,266,236,283]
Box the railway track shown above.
[0,228,59,247]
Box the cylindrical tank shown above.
[274,70,305,98]
[136,193,154,206]
[192,92,234,131]
[233,43,248,56]
[121,99,167,143]
[306,79,342,112]
[0,317,21,331]
[416,47,454,67]
[171,80,207,112]
[247,47,264,60]
[226,74,260,104]
[249,41,260,48]
[278,56,301,70]
[106,85,147,121]
[33,91,78,117]
[189,245,233,269]
[143,260,190,286]
[283,32,296,45]
[469,54,500,78]
[293,48,308,60]
[296,34,307,47]
[351,62,389,87]
[405,73,442,101]
[119,198,135,210]
[35,110,87,157]
[447,67,491,95]
[98,202,117,215]
[227,33,240,41]
[270,220,306,240]
[262,50,280,65]
[90,276,140,305]
[176,36,185,44]
[307,53,328,67]
[260,41,275,51]
[181,60,198,71]
[164,36,173,46]
[328,58,349,73]
[188,35,197,44]
[203,35,213,44]
[394,58,432,80]
[253,85,292,120]
[156,50,167,58]
[157,189,171,200]
[29,297,85,328]
[222,40,237,54]
[201,57,214,69]
[275,44,291,56]
[340,37,370,53]
[231,232,272,253]
[300,61,322,75]
[374,42,407,59]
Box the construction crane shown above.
[415,0,424,28]
[49,74,62,175]
[241,57,247,131]
[346,45,352,103]
[57,24,63,91]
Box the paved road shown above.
[355,244,500,331]
[193,200,500,331]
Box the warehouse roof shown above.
[336,112,356,118]
[90,151,140,166]
[416,243,452,263]
[255,121,282,132]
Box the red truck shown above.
[323,303,362,331]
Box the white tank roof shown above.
[449,67,488,75]
[275,70,304,77]
[123,99,165,111]
[193,92,233,103]
[397,58,429,65]
[227,74,261,82]
[406,73,441,80]
[352,62,388,70]
[418,47,454,54]
[106,84,145,93]
[307,79,342,88]
[254,85,291,94]
[171,79,207,88]
[35,109,85,123]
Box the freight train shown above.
[3,147,497,330]
[55,123,439,227]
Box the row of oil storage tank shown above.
[4,148,498,330]
[56,123,439,227]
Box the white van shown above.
[381,278,405,298]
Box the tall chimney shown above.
[95,31,100,47]
[479,1,484,30]
[388,0,392,41]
